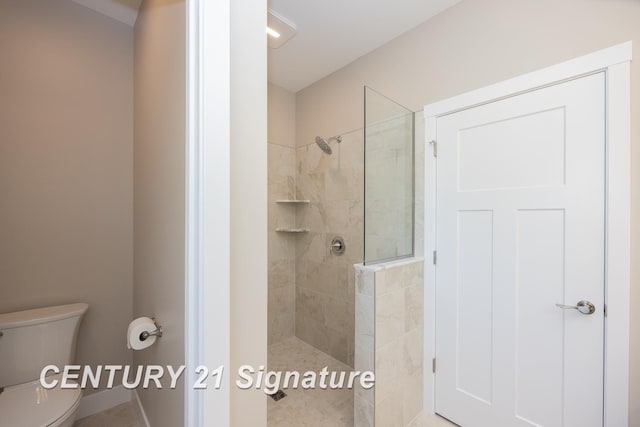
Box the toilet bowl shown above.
[0,303,88,427]
[0,374,82,427]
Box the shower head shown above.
[315,136,332,154]
[314,135,342,155]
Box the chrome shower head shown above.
[314,135,342,155]
[315,136,332,154]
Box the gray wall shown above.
[0,0,133,393]
[296,0,640,422]
[133,0,185,425]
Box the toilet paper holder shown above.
[139,318,163,341]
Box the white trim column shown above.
[185,0,232,426]
[603,61,631,427]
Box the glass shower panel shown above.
[364,86,414,264]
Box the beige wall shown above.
[0,0,133,393]
[133,0,185,425]
[296,0,640,421]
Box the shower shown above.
[314,135,342,154]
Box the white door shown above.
[435,73,605,427]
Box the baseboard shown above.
[76,385,132,419]
[132,390,152,427]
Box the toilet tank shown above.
[0,303,88,388]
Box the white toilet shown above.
[0,303,89,427]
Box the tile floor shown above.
[72,340,458,427]
[268,336,354,427]
[73,402,140,427]
[408,412,459,427]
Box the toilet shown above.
[0,303,89,427]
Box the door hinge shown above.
[429,140,437,158]
[604,303,607,317]
[432,358,436,374]
[432,250,437,265]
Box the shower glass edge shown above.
[363,86,415,265]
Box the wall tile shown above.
[269,285,295,318]
[268,312,295,346]
[354,394,374,427]
[295,312,329,353]
[375,288,404,349]
[327,329,349,363]
[356,259,425,427]
[402,369,424,425]
[294,129,363,367]
[375,391,404,427]
[268,259,294,289]
[296,287,326,323]
[356,269,375,296]
[355,293,375,351]
[324,295,352,332]
[267,142,297,344]
[405,284,424,332]
[375,337,403,405]
[403,327,423,376]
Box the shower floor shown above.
[267,337,354,427]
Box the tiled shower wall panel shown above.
[268,143,297,345]
[354,267,375,427]
[294,129,364,366]
[354,259,425,426]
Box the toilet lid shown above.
[0,374,82,427]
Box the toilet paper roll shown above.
[127,317,157,350]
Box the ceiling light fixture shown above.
[267,9,296,49]
[266,27,281,38]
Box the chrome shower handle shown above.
[330,236,346,255]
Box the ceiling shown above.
[72,0,141,26]
[268,0,462,92]
[71,0,462,92]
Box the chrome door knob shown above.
[555,300,596,315]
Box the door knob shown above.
[555,300,596,315]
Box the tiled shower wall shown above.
[354,259,425,426]
[294,129,364,366]
[267,85,420,368]
[267,142,297,344]
[267,128,364,363]
[267,82,366,358]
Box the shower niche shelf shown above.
[275,228,310,233]
[275,200,310,234]
[275,199,310,204]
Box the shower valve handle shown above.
[330,237,346,255]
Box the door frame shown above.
[185,0,232,425]
[185,0,268,426]
[422,42,632,426]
